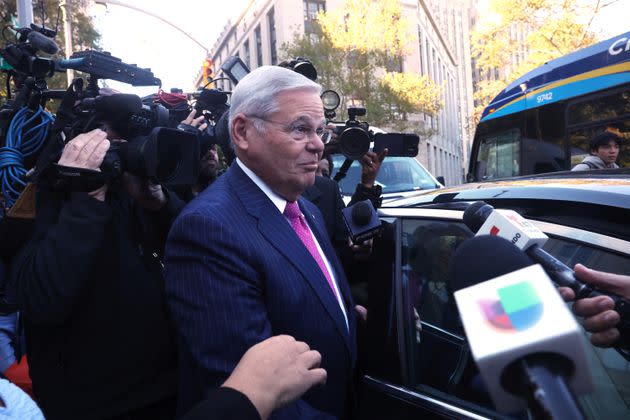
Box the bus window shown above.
[523,104,567,173]
[568,89,630,168]
[475,128,520,180]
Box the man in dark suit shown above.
[165,66,357,419]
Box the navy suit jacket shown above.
[165,163,357,419]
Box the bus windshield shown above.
[469,31,630,182]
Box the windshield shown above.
[331,155,439,195]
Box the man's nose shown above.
[307,132,325,153]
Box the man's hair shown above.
[228,66,321,135]
[590,131,621,152]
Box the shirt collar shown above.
[236,158,288,213]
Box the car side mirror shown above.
[436,176,445,186]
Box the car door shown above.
[357,207,630,420]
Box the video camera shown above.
[0,23,201,195]
[321,92,420,160]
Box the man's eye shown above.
[293,125,310,134]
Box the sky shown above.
[91,0,630,96]
[91,0,250,96]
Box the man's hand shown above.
[559,263,630,347]
[222,335,326,420]
[181,109,208,132]
[348,237,372,261]
[58,129,110,202]
[360,149,388,188]
[355,305,367,322]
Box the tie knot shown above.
[284,201,302,220]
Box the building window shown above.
[244,39,251,69]
[304,0,326,21]
[304,0,326,34]
[268,7,277,65]
[255,25,263,67]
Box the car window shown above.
[397,217,630,418]
[331,155,439,195]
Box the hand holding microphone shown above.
[463,201,630,351]
[559,264,630,348]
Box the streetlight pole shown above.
[16,0,34,28]
[93,0,209,55]
[60,0,75,85]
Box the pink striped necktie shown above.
[284,201,338,298]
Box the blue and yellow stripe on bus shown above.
[481,61,630,123]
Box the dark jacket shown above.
[303,177,382,246]
[302,176,348,248]
[9,185,183,420]
[180,387,260,420]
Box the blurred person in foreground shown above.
[182,335,326,420]
[165,66,358,419]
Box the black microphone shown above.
[450,235,591,418]
[449,234,533,292]
[81,94,143,116]
[27,30,59,55]
[341,199,382,243]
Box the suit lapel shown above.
[227,164,353,355]
[300,199,356,349]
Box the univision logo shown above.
[478,281,543,332]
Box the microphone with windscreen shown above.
[81,94,143,117]
[462,201,630,339]
[26,30,59,55]
[450,235,592,418]
[341,199,382,243]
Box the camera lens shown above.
[339,126,371,160]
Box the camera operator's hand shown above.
[58,129,110,202]
[181,110,208,132]
[122,173,167,212]
[558,264,630,347]
[348,237,373,261]
[360,149,388,188]
[222,335,326,420]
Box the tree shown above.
[282,0,442,134]
[0,0,100,99]
[471,0,604,126]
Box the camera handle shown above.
[333,158,353,182]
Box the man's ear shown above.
[231,113,249,152]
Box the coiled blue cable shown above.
[0,106,54,215]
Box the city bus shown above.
[468,30,630,182]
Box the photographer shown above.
[175,110,221,201]
[9,127,183,420]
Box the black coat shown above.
[179,387,260,420]
[302,176,348,248]
[9,186,183,420]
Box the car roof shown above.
[385,170,630,209]
[382,170,630,242]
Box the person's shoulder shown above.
[571,163,589,171]
[313,176,338,191]
[0,379,44,419]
